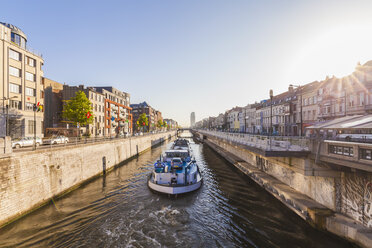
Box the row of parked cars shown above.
[12,136,69,149]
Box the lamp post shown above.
[290,84,303,136]
[1,96,17,136]
[269,89,273,150]
[269,89,273,135]
[1,97,17,153]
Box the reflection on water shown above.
[0,134,356,247]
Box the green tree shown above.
[62,91,94,132]
[156,119,163,129]
[137,113,148,132]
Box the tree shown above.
[163,122,168,130]
[156,119,163,129]
[137,113,148,132]
[62,91,94,133]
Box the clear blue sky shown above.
[2,0,372,126]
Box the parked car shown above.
[44,136,69,145]
[12,137,43,149]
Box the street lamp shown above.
[269,89,273,136]
[1,96,17,137]
[290,84,303,136]
[1,96,17,154]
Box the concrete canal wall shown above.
[195,131,372,248]
[0,131,176,228]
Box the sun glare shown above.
[290,24,372,82]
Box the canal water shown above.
[0,134,357,247]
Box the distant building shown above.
[95,86,132,136]
[62,85,105,136]
[163,118,178,129]
[43,78,63,130]
[154,110,163,130]
[0,22,45,138]
[130,101,156,132]
[227,107,242,132]
[190,112,195,127]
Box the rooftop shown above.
[0,22,27,40]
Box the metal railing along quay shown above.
[11,131,173,153]
[197,129,310,152]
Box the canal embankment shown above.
[0,131,176,228]
[195,130,372,248]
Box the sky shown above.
[2,0,372,127]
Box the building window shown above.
[329,145,353,157]
[350,95,354,106]
[9,66,21,77]
[26,102,34,111]
[9,83,21,93]
[10,100,22,109]
[28,120,35,134]
[360,92,364,106]
[26,72,36,82]
[26,87,35,96]
[9,49,21,61]
[26,57,35,67]
[360,148,372,160]
[11,32,26,49]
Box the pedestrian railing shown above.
[197,129,309,151]
[11,130,175,152]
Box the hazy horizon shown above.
[2,0,372,127]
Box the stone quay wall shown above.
[0,131,176,227]
[195,131,372,247]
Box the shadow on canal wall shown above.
[0,131,176,229]
[193,130,372,248]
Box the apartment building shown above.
[297,81,321,130]
[95,87,132,136]
[226,107,241,132]
[346,62,372,115]
[163,118,178,129]
[43,77,63,130]
[154,110,163,130]
[315,62,372,122]
[244,104,257,133]
[62,85,105,136]
[0,22,44,138]
[130,101,155,132]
